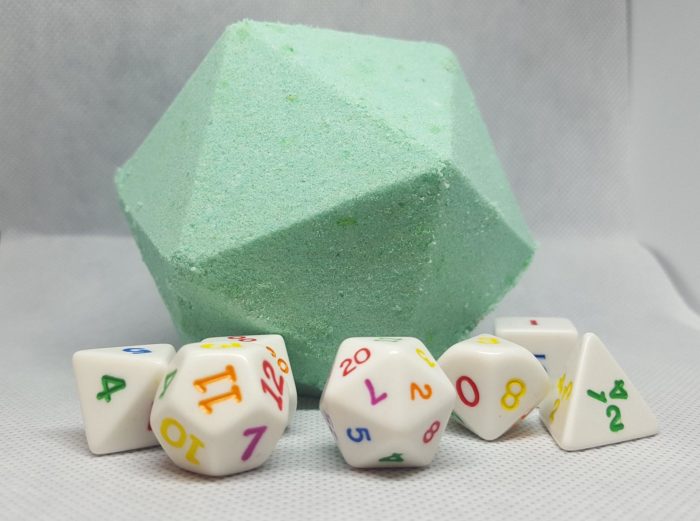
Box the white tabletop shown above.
[1,232,698,520]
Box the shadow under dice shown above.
[72,344,175,455]
[438,334,549,441]
[151,341,289,476]
[202,335,297,427]
[320,337,456,468]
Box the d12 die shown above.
[202,334,296,427]
[438,334,549,440]
[494,317,578,380]
[151,340,289,476]
[320,337,456,468]
[73,344,175,454]
[540,333,658,451]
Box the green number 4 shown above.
[378,453,404,463]
[96,375,126,402]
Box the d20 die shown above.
[438,334,549,440]
[202,334,297,427]
[494,317,578,380]
[151,340,289,476]
[116,20,537,397]
[320,337,456,468]
[73,344,175,454]
[540,333,658,451]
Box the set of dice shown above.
[73,318,658,477]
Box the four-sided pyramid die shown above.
[539,333,659,451]
[115,20,536,395]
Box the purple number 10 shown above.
[241,425,267,461]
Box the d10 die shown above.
[320,337,456,468]
[202,335,296,427]
[540,333,658,451]
[438,334,549,441]
[73,344,175,454]
[494,317,578,380]
[151,340,289,476]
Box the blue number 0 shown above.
[123,347,152,354]
[346,427,372,442]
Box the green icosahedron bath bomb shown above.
[115,20,535,396]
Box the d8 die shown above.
[202,335,296,427]
[151,340,289,476]
[494,317,578,380]
[72,344,175,454]
[320,337,456,468]
[438,334,548,440]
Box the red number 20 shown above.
[339,347,371,377]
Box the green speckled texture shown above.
[115,20,535,396]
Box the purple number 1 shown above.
[241,425,267,461]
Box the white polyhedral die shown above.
[320,337,456,468]
[73,344,175,454]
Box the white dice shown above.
[494,317,578,380]
[438,334,549,440]
[320,337,456,468]
[150,340,289,476]
[73,344,175,454]
[202,335,297,427]
[540,333,658,451]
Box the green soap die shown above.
[115,20,535,396]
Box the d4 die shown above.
[540,333,658,451]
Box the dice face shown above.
[72,344,175,454]
[540,333,658,451]
[494,317,578,380]
[201,335,296,427]
[320,337,456,468]
[438,334,549,441]
[151,341,288,476]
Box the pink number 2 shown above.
[241,425,267,461]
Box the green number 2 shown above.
[606,405,625,432]
[96,375,126,403]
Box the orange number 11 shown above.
[193,364,243,414]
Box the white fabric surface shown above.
[1,232,699,520]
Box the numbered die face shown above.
[151,341,288,476]
[72,344,175,454]
[320,337,456,468]
[494,317,578,380]
[539,333,658,451]
[438,335,549,441]
[202,335,296,427]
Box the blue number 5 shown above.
[346,427,372,442]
